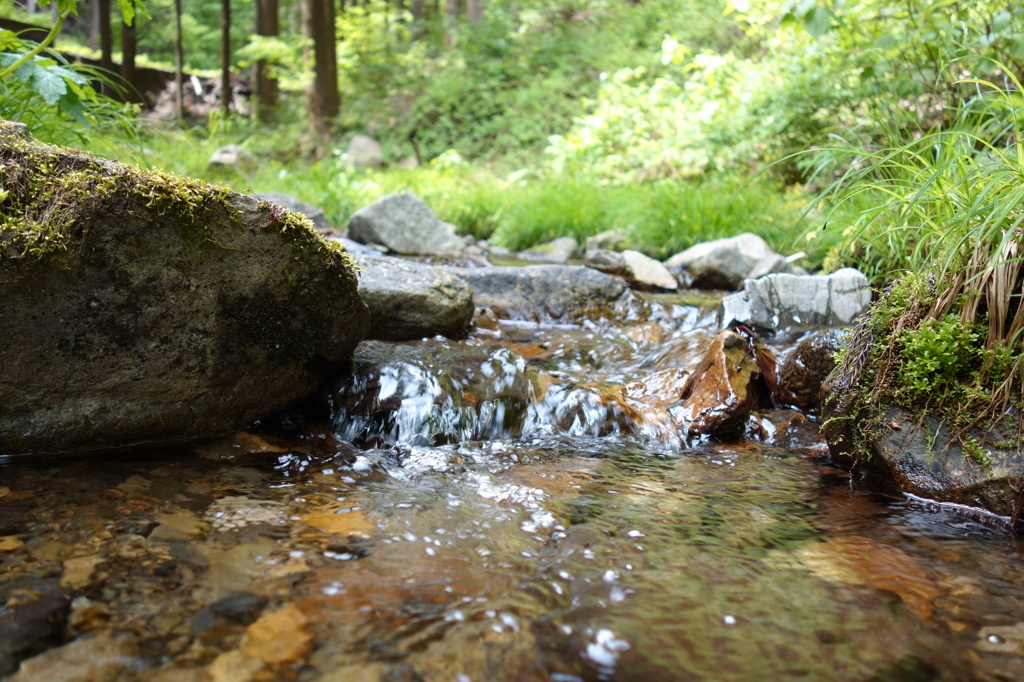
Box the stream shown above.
[2,294,1024,681]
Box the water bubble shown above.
[988,634,1003,643]
[724,615,737,625]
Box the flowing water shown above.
[2,295,1024,681]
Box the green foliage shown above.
[0,1,139,146]
[897,314,981,403]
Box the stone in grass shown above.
[355,253,474,341]
[347,191,465,255]
[519,236,580,263]
[0,121,369,456]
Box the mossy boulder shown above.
[0,122,370,455]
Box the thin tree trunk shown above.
[220,0,232,115]
[411,0,425,40]
[444,0,459,45]
[467,0,483,24]
[120,9,139,103]
[174,0,186,120]
[98,0,112,73]
[303,0,339,154]
[254,0,279,122]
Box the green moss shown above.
[1,125,241,264]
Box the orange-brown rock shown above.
[672,330,762,437]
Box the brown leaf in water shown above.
[4,490,34,501]
[302,511,375,539]
[799,536,941,619]
[61,554,106,590]
[0,486,10,498]
[240,604,313,665]
[0,535,24,552]
[209,649,265,682]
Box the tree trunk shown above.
[467,0,483,24]
[444,0,460,45]
[254,0,279,122]
[120,9,139,103]
[174,0,186,120]
[411,0,426,40]
[302,0,339,154]
[98,0,113,73]
[221,0,232,115]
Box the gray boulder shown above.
[256,192,333,233]
[0,123,369,455]
[445,265,643,324]
[519,236,579,263]
[347,191,465,255]
[355,253,474,341]
[664,233,775,289]
[720,268,871,332]
[346,135,383,169]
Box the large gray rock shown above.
[0,123,369,455]
[445,265,643,324]
[663,233,775,289]
[355,253,474,341]
[720,268,871,332]
[347,191,465,255]
[255,192,333,233]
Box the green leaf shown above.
[31,66,68,105]
[804,6,832,39]
[117,0,135,27]
[0,30,20,51]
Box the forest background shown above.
[2,0,1024,283]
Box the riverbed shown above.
[2,295,1023,681]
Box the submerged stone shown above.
[0,123,369,455]
[776,329,851,413]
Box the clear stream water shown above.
[2,296,1023,681]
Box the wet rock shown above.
[777,329,851,413]
[192,591,268,636]
[209,144,257,175]
[255,192,333,234]
[346,135,383,169]
[328,339,537,446]
[8,633,137,682]
[519,236,579,263]
[347,191,465,255]
[671,330,762,436]
[747,252,792,280]
[824,402,1024,517]
[0,123,369,455]
[355,253,474,341]
[720,268,871,332]
[445,264,644,324]
[663,233,776,290]
[0,591,70,677]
